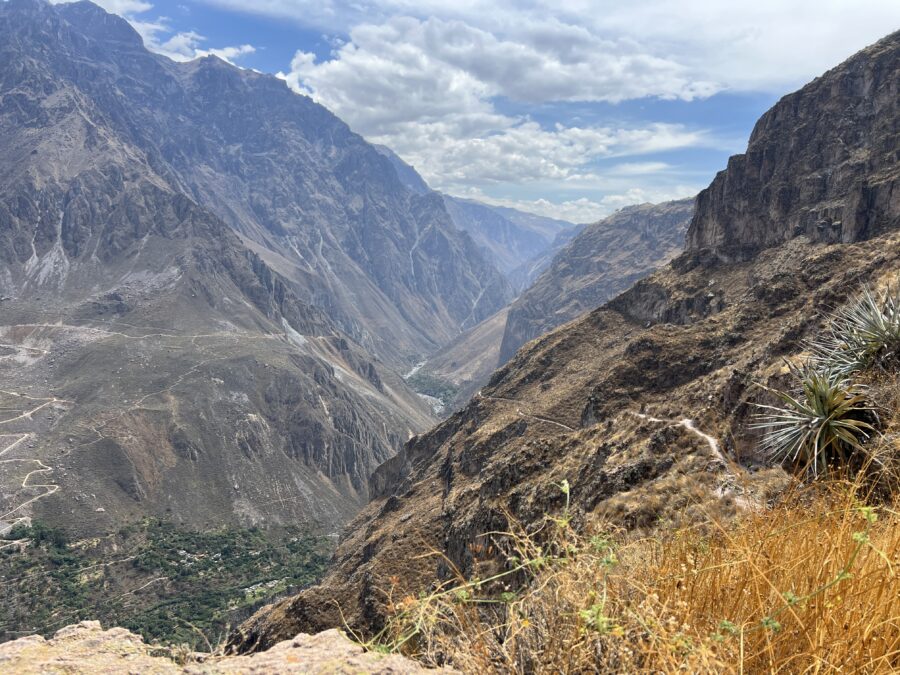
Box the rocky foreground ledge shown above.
[0,621,451,674]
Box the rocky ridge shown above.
[499,198,694,364]
[1,0,512,368]
[0,0,487,539]
[688,31,899,261]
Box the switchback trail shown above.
[0,392,70,530]
[627,411,729,465]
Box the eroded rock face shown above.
[229,31,900,652]
[499,198,694,364]
[687,30,900,262]
[0,621,451,674]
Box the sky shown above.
[56,0,900,224]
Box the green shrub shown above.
[810,283,900,377]
[752,363,876,478]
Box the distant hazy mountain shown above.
[0,0,511,537]
[499,198,695,363]
[505,221,584,291]
[374,145,578,290]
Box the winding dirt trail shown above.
[0,392,71,529]
[628,411,729,464]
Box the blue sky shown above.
[64,0,900,223]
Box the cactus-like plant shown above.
[809,284,900,377]
[752,363,876,477]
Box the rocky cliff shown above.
[1,0,511,369]
[229,29,900,651]
[687,31,899,261]
[499,198,694,364]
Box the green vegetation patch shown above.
[1,519,331,648]
[406,371,459,410]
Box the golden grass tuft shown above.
[379,481,900,673]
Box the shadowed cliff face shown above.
[0,0,516,537]
[229,30,900,651]
[687,30,900,262]
[499,198,694,364]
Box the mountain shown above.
[374,145,578,289]
[230,29,900,650]
[0,0,512,539]
[405,199,688,413]
[15,0,511,370]
[441,197,578,286]
[505,221,583,291]
[499,198,694,364]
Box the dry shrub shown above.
[379,482,900,673]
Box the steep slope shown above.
[688,32,899,261]
[21,0,511,368]
[0,0,438,538]
[499,198,694,364]
[230,30,900,649]
[410,307,510,412]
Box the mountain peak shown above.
[55,0,143,47]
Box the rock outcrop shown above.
[499,198,694,364]
[687,31,899,261]
[229,29,900,652]
[0,621,450,674]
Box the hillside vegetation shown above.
[375,282,900,672]
[1,521,330,649]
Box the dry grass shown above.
[378,481,900,673]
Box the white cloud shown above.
[276,13,717,200]
[145,27,255,64]
[284,16,718,112]
[76,0,154,13]
[454,184,700,224]
[202,0,900,93]
[610,162,672,176]
[278,16,714,205]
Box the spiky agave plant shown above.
[752,363,876,478]
[809,283,900,377]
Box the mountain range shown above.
[0,0,514,537]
